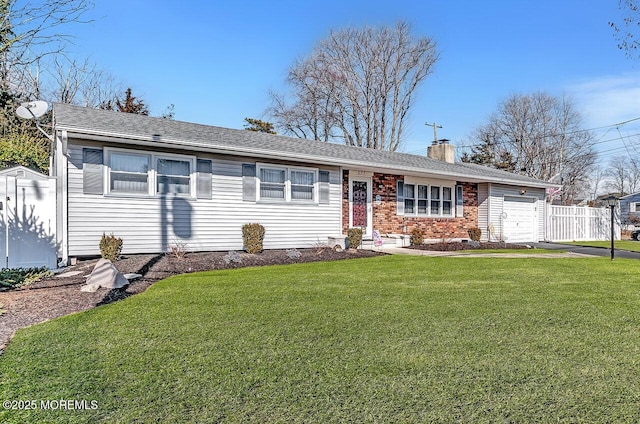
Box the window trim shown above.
[257,164,287,202]
[156,155,194,197]
[397,177,456,218]
[289,167,316,202]
[104,147,197,198]
[255,162,319,204]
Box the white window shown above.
[256,163,318,203]
[290,170,315,201]
[404,183,415,214]
[430,186,441,215]
[106,148,197,197]
[397,178,456,218]
[109,152,150,194]
[418,185,428,214]
[443,187,453,216]
[260,166,286,200]
[157,158,191,195]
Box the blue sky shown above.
[66,0,640,164]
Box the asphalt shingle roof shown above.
[53,103,554,188]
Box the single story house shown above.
[51,103,555,263]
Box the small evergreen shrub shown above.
[100,233,123,261]
[410,228,425,246]
[468,227,482,242]
[0,267,53,289]
[347,228,363,249]
[242,223,265,254]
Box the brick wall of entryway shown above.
[342,170,478,239]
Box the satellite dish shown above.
[16,100,49,119]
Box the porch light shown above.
[605,195,617,260]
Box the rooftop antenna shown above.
[15,100,52,141]
[425,121,442,145]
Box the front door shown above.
[350,178,372,237]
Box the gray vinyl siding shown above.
[487,184,545,242]
[620,193,640,225]
[477,183,489,241]
[66,143,342,256]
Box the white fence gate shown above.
[546,204,620,242]
[0,171,57,269]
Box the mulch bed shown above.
[0,248,383,352]
[406,241,530,251]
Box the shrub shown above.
[100,232,123,261]
[242,223,265,254]
[167,241,189,259]
[347,228,363,249]
[0,267,53,289]
[410,228,425,246]
[468,227,482,242]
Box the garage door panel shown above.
[503,196,536,242]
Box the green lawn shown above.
[1,256,640,423]
[564,240,640,252]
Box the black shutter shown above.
[196,159,212,199]
[83,148,103,195]
[456,185,464,217]
[319,170,330,204]
[396,180,404,215]
[242,164,256,201]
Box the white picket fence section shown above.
[546,204,620,242]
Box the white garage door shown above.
[502,196,537,242]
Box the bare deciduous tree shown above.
[589,164,606,202]
[462,92,597,204]
[269,21,439,151]
[610,0,640,59]
[44,57,124,107]
[1,0,92,92]
[604,155,640,196]
[605,155,629,195]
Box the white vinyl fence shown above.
[0,174,57,268]
[546,204,620,242]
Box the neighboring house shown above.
[51,103,556,263]
[618,192,640,227]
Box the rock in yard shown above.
[80,258,130,292]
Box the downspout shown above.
[55,130,69,266]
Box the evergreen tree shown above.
[244,118,276,134]
[100,88,149,115]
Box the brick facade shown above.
[342,170,478,239]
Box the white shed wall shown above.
[66,144,342,256]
